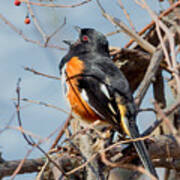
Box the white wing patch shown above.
[100,84,111,99]
[108,103,117,115]
[61,64,69,96]
[81,89,89,101]
[81,89,105,119]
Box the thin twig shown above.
[105,30,122,37]
[154,101,177,136]
[36,160,49,180]
[117,0,136,31]
[12,98,68,114]
[50,115,72,149]
[0,13,66,50]
[0,112,15,134]
[10,148,35,180]
[26,0,47,41]
[20,0,92,8]
[48,17,67,39]
[24,67,60,80]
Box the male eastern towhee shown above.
[59,28,158,179]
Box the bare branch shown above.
[0,13,66,50]
[0,157,44,178]
[20,0,92,8]
[24,67,60,80]
[135,47,164,107]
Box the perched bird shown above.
[59,28,158,179]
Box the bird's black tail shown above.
[133,136,158,179]
[128,116,158,179]
[122,102,158,179]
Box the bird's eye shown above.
[82,35,89,42]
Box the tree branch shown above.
[0,158,45,178]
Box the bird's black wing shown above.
[77,57,134,134]
[77,57,158,178]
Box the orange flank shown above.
[66,57,100,123]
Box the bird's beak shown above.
[63,40,73,46]
[74,26,81,33]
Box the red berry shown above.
[14,0,21,6]
[24,17,31,24]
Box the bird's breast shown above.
[61,56,100,123]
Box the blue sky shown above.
[0,0,169,179]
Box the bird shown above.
[59,28,158,179]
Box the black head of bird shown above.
[63,28,109,56]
